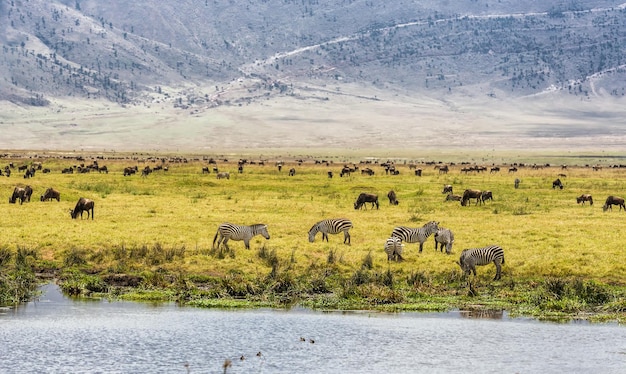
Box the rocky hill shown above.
[1,0,626,151]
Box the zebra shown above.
[434,227,454,254]
[384,237,404,261]
[308,218,353,244]
[390,221,439,253]
[212,223,270,250]
[457,245,505,280]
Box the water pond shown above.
[0,284,624,373]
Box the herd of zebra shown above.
[211,218,504,281]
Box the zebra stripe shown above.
[390,221,439,253]
[458,245,505,280]
[434,227,454,254]
[212,223,270,250]
[308,218,353,244]
[384,237,404,261]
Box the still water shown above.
[0,284,624,373]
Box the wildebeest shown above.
[387,190,399,205]
[289,168,296,176]
[442,185,453,194]
[445,194,462,202]
[40,188,61,202]
[70,197,94,219]
[216,172,230,180]
[481,190,493,203]
[514,178,520,189]
[603,196,625,212]
[123,166,137,176]
[9,186,32,204]
[461,189,482,206]
[552,178,564,189]
[327,171,333,178]
[354,193,379,210]
[414,169,422,176]
[508,167,518,173]
[202,166,210,174]
[576,194,593,206]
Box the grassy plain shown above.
[1,152,625,321]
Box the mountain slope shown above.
[1,0,626,151]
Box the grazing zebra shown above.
[384,237,404,262]
[390,221,439,253]
[445,193,462,202]
[457,245,505,280]
[434,227,454,254]
[308,218,353,244]
[212,223,270,250]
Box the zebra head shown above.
[308,225,318,242]
[424,221,439,234]
[258,224,270,240]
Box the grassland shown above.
[1,152,625,322]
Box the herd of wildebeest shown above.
[3,155,625,281]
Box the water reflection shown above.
[0,284,625,373]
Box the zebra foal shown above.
[434,227,454,254]
[212,223,270,250]
[390,221,439,253]
[457,245,505,280]
[384,237,404,261]
[308,218,353,244]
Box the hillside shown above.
[1,0,626,152]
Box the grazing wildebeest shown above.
[438,165,449,174]
[216,172,230,180]
[442,185,453,194]
[508,167,518,173]
[481,190,493,203]
[387,190,399,205]
[288,168,296,176]
[70,197,94,220]
[202,166,210,174]
[9,186,30,204]
[415,169,422,176]
[445,194,462,202]
[98,165,108,174]
[354,193,379,210]
[576,194,593,206]
[40,188,61,202]
[123,166,137,176]
[490,167,500,173]
[327,171,333,178]
[603,196,625,212]
[552,178,564,189]
[514,178,520,189]
[461,189,482,206]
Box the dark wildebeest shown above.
[442,185,453,194]
[123,166,137,176]
[508,167,518,173]
[289,168,296,176]
[576,194,593,206]
[415,169,422,176]
[70,197,95,220]
[216,172,230,180]
[41,188,61,202]
[603,196,625,212]
[461,189,482,206]
[327,171,333,178]
[354,193,379,210]
[481,190,493,203]
[11,185,34,203]
[514,178,520,189]
[387,190,399,205]
[552,178,564,189]
[202,166,210,174]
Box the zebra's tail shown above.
[502,255,505,265]
[212,230,220,249]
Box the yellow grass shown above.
[1,155,624,284]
